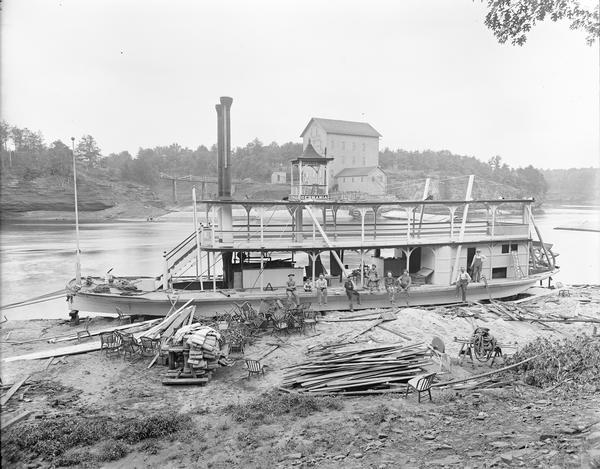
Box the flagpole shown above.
[71,137,82,284]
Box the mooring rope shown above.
[0,289,66,311]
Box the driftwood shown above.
[431,354,540,388]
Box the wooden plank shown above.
[2,323,155,363]
[147,352,160,369]
[52,318,161,343]
[162,378,208,385]
[0,375,30,406]
[1,410,34,431]
[375,324,411,341]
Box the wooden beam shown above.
[1,410,34,431]
[0,375,30,406]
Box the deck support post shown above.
[162,251,170,290]
[260,250,264,292]
[212,253,218,292]
[359,208,368,243]
[360,249,365,287]
[404,207,415,242]
[450,175,474,284]
[488,204,500,237]
[371,205,380,240]
[199,225,204,291]
[310,251,317,288]
[332,207,339,241]
[447,206,458,240]
[259,206,265,246]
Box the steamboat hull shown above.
[68,270,554,318]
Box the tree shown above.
[484,0,600,46]
[76,135,101,166]
[45,140,73,178]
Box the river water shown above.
[1,205,599,320]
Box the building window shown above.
[352,142,356,151]
[362,143,366,152]
[501,244,509,254]
[352,156,356,165]
[492,267,507,279]
[511,243,518,252]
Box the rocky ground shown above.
[1,288,599,468]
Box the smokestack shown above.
[215,103,224,198]
[216,96,233,200]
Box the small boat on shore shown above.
[66,97,559,319]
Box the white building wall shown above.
[302,121,380,187]
[336,171,386,195]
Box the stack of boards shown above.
[282,342,431,396]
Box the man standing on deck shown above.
[455,267,471,302]
[384,272,396,303]
[286,273,298,306]
[344,275,361,311]
[470,249,486,282]
[316,274,328,306]
[398,269,412,297]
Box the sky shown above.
[1,0,599,169]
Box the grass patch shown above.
[1,411,192,466]
[507,334,600,390]
[225,390,343,423]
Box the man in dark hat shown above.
[286,273,298,306]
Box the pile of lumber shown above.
[163,324,232,385]
[282,342,431,395]
[141,305,196,342]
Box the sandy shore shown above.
[1,287,599,468]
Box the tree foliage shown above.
[484,0,600,46]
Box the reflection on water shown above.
[1,205,599,320]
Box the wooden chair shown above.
[139,337,161,357]
[100,331,122,357]
[115,307,132,325]
[76,317,93,342]
[303,310,318,332]
[288,312,304,335]
[117,331,139,359]
[272,316,289,336]
[405,373,436,403]
[245,359,265,379]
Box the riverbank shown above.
[1,287,599,468]
[1,200,174,223]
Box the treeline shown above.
[542,168,600,203]
[1,121,551,202]
[0,122,302,186]
[380,149,548,201]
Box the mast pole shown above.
[71,137,81,284]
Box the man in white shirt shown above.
[315,274,328,306]
[455,267,472,302]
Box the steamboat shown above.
[67,97,558,318]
